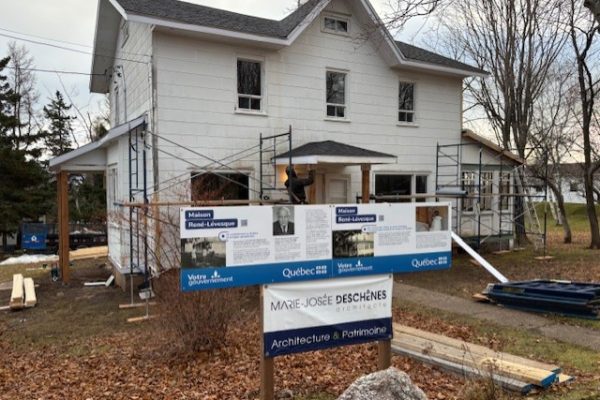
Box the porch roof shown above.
[49,115,147,172]
[272,140,397,165]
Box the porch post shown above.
[57,170,70,283]
[360,164,391,369]
[361,164,371,203]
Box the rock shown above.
[337,367,428,400]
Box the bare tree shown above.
[567,0,600,248]
[529,66,580,243]
[7,42,41,153]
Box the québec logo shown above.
[356,260,363,268]
[411,257,443,268]
[212,270,220,279]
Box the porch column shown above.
[57,170,70,283]
[361,164,371,203]
[361,163,392,369]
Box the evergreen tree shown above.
[0,57,51,250]
[43,90,75,157]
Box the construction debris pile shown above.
[391,324,573,395]
[483,280,600,319]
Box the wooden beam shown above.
[361,164,371,203]
[57,171,70,283]
[9,274,24,310]
[23,278,37,308]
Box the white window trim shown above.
[321,13,351,36]
[461,170,495,214]
[235,56,266,115]
[325,68,349,120]
[398,80,417,126]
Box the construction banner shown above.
[179,202,451,291]
[262,275,393,357]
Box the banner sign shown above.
[263,275,393,357]
[180,202,451,291]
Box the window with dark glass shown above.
[326,71,346,118]
[324,16,348,33]
[237,60,262,111]
[375,174,412,203]
[398,82,415,123]
[415,175,427,202]
[191,172,249,201]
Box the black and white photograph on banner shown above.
[332,230,375,258]
[273,205,295,236]
[181,237,227,268]
[415,206,449,232]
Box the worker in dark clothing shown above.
[285,165,315,204]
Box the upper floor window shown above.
[398,82,415,123]
[323,16,349,34]
[237,59,262,111]
[326,70,346,118]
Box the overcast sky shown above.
[0,0,428,143]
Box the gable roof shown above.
[461,129,524,165]
[114,0,322,39]
[273,140,397,165]
[92,0,485,92]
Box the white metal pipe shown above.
[451,231,509,283]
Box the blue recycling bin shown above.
[21,223,48,251]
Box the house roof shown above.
[49,114,147,171]
[91,0,486,92]
[461,129,524,165]
[273,140,397,165]
[114,0,322,39]
[395,42,485,75]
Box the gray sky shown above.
[0,0,428,143]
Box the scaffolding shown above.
[435,141,548,252]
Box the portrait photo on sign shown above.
[415,206,449,232]
[181,237,226,268]
[332,230,375,258]
[273,205,295,236]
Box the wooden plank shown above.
[378,340,392,369]
[119,301,157,309]
[394,324,560,373]
[23,278,36,308]
[557,374,574,384]
[126,315,157,323]
[70,246,108,261]
[84,282,106,287]
[393,334,557,388]
[534,256,554,261]
[392,345,533,394]
[472,293,491,302]
[9,274,24,310]
[480,358,557,388]
[0,305,11,311]
[105,275,115,287]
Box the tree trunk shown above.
[584,169,600,248]
[548,181,572,243]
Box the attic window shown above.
[323,16,349,34]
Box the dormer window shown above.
[323,15,349,35]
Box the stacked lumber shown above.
[70,246,108,261]
[484,280,600,319]
[8,274,37,310]
[391,324,573,394]
[9,274,24,310]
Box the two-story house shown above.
[49,0,521,285]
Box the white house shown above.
[49,0,521,284]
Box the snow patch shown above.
[0,254,58,266]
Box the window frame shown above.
[236,57,265,114]
[322,14,350,36]
[190,171,252,202]
[461,170,494,212]
[398,81,416,125]
[325,69,349,120]
[373,173,429,203]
